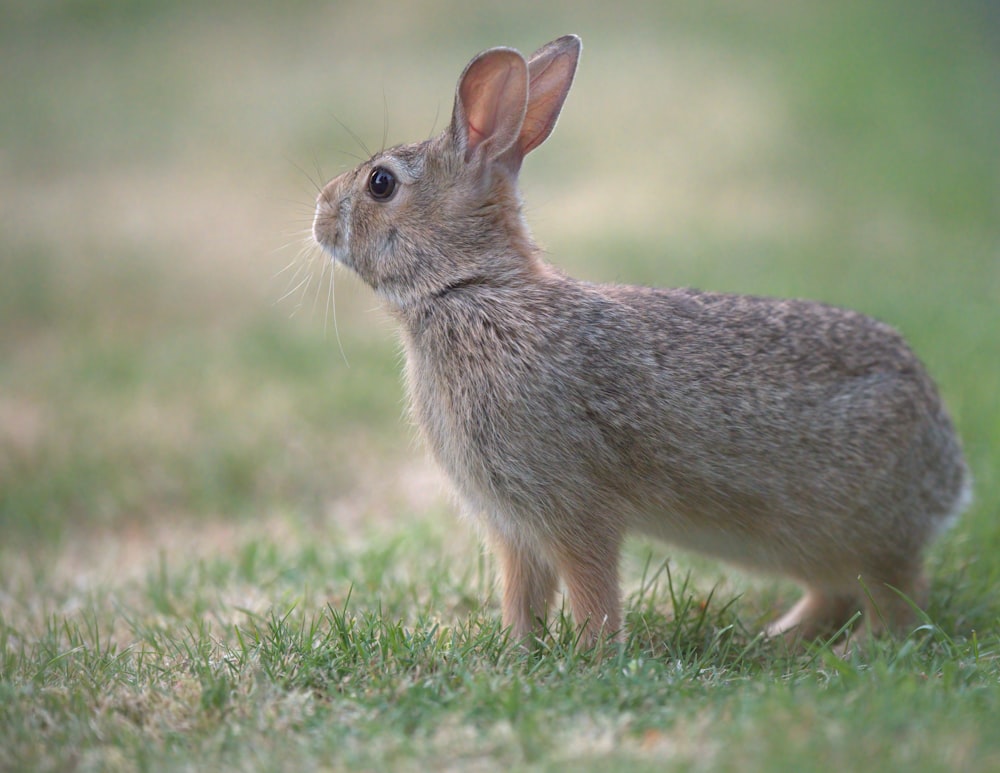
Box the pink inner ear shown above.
[518,52,576,157]
[464,61,519,153]
[517,93,559,154]
[468,120,488,146]
[457,50,528,161]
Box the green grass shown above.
[3,536,999,771]
[1,1,999,770]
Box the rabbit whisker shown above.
[275,237,323,310]
[325,256,349,366]
[332,114,372,159]
[381,87,390,154]
[273,228,317,262]
[309,246,331,318]
[285,155,326,196]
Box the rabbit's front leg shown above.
[491,532,559,643]
[551,524,624,645]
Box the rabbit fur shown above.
[313,35,970,645]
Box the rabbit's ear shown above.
[450,48,529,163]
[499,35,581,174]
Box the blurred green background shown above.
[1,0,997,575]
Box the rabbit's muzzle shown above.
[313,190,352,268]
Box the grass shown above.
[3,537,999,771]
[1,0,999,770]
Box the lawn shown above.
[1,1,998,771]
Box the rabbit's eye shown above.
[368,167,397,200]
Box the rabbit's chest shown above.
[405,351,513,474]
[402,338,575,510]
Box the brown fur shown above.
[313,35,970,645]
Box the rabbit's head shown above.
[313,36,581,308]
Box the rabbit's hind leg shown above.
[860,567,929,638]
[764,589,862,643]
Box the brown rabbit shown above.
[312,35,970,645]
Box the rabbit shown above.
[312,34,971,646]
